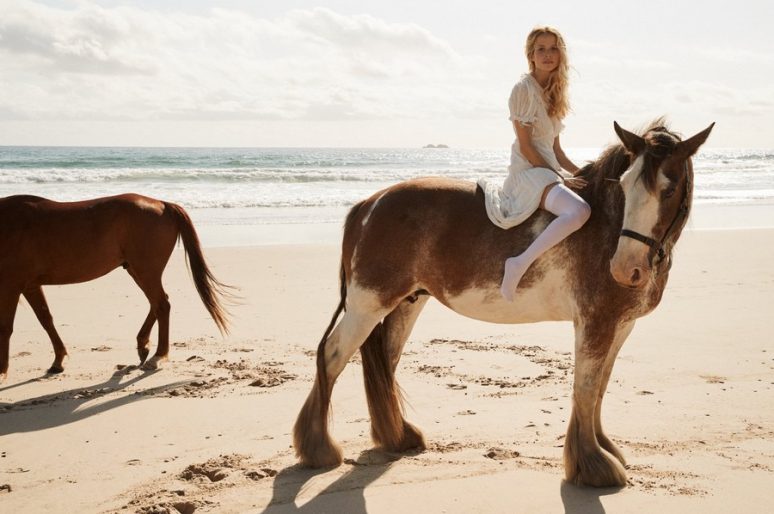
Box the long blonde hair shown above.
[525,26,570,119]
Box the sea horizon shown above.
[2,145,773,246]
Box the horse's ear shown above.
[674,122,715,160]
[614,121,645,155]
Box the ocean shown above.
[2,146,773,244]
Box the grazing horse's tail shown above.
[164,202,232,334]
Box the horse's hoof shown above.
[294,430,343,469]
[47,365,65,374]
[141,356,166,371]
[137,347,150,365]
[597,433,626,466]
[566,448,627,488]
[0,372,6,384]
[384,421,426,454]
[298,442,343,469]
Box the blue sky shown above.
[1,0,772,147]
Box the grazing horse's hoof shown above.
[0,372,6,384]
[47,355,67,375]
[141,355,167,371]
[137,347,150,366]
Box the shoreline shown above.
[191,201,774,247]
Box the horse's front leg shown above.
[0,290,21,384]
[594,320,635,466]
[23,286,68,374]
[564,320,629,487]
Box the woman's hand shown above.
[563,176,588,190]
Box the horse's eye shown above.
[664,186,676,199]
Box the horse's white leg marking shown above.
[595,320,635,465]
[565,321,628,487]
[324,282,390,380]
[384,296,429,369]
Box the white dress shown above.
[479,73,570,229]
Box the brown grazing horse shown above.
[293,120,714,487]
[0,194,231,383]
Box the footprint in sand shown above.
[700,375,726,384]
[484,447,521,460]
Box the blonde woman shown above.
[480,26,590,301]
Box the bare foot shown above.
[500,256,529,302]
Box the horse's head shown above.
[608,121,714,288]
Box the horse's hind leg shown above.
[0,290,21,383]
[564,320,629,488]
[23,286,68,374]
[594,320,635,466]
[135,310,156,366]
[294,285,391,468]
[360,296,428,454]
[126,269,170,370]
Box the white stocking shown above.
[500,184,591,301]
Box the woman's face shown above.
[531,33,560,73]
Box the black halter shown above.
[616,163,691,266]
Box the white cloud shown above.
[0,2,487,123]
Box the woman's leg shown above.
[501,183,591,301]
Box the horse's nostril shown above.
[631,268,641,284]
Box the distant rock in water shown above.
[423,144,449,149]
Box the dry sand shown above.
[1,228,773,513]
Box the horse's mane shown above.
[576,118,684,197]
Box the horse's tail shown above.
[165,202,232,334]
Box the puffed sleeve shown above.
[508,78,540,125]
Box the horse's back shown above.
[1,193,166,214]
[343,177,559,307]
[0,193,180,286]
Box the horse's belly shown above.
[39,263,120,285]
[443,271,575,324]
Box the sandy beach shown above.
[1,224,773,513]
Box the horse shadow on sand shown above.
[560,480,623,514]
[258,449,410,514]
[0,367,189,436]
[257,452,622,514]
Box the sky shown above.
[1,0,772,148]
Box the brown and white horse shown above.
[293,120,714,487]
[0,194,231,383]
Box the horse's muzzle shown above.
[609,257,651,289]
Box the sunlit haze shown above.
[1,0,772,148]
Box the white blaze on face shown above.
[612,155,669,271]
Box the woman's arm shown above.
[553,136,580,175]
[514,121,557,170]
